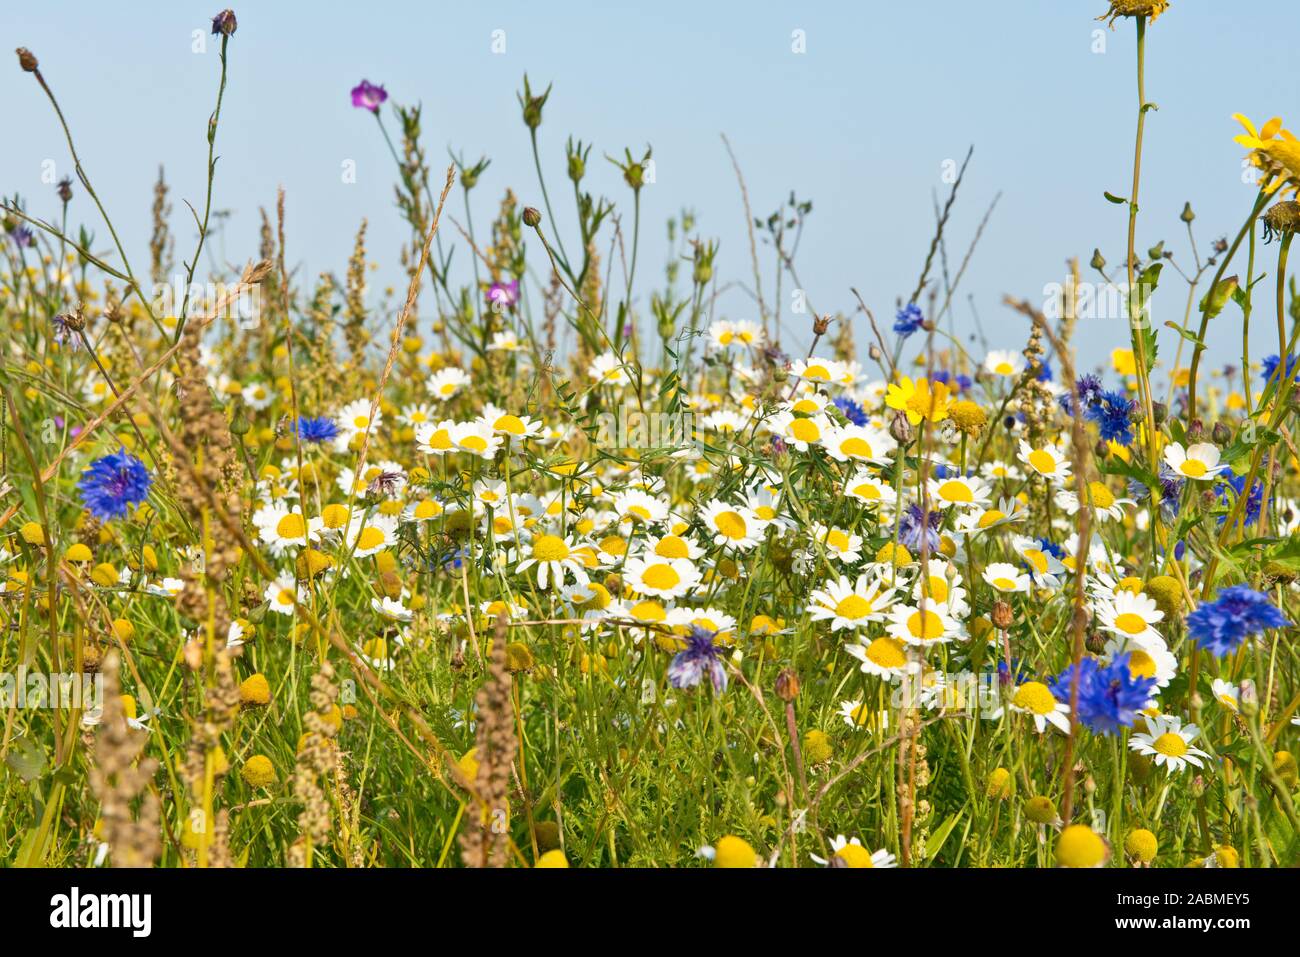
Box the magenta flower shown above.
[487,280,520,310]
[351,80,388,113]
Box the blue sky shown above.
[3,0,1297,374]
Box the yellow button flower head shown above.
[1125,828,1158,863]
[239,673,271,707]
[1024,796,1059,825]
[1234,114,1300,198]
[712,835,757,868]
[1056,824,1110,868]
[241,754,276,788]
[535,850,569,868]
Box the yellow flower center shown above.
[1152,732,1188,758]
[629,600,666,622]
[600,535,628,557]
[356,527,386,551]
[641,563,681,591]
[835,595,873,620]
[1180,459,1206,478]
[1088,482,1115,509]
[839,437,873,458]
[865,636,907,668]
[826,529,851,551]
[460,434,488,452]
[494,414,526,435]
[834,844,875,868]
[654,535,691,559]
[426,428,453,450]
[1114,612,1147,635]
[1012,681,1057,715]
[1127,649,1156,679]
[532,535,570,562]
[993,577,1017,590]
[803,364,830,380]
[907,609,945,641]
[1024,550,1048,574]
[276,513,307,539]
[352,414,369,428]
[1027,449,1057,474]
[714,510,748,540]
[789,418,821,443]
[938,480,973,503]
[977,509,1005,528]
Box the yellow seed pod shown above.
[112,618,135,643]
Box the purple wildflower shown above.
[667,626,728,692]
[351,79,388,113]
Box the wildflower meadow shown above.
[2,1,1299,902]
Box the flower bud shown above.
[775,668,800,703]
[889,411,914,445]
[1090,248,1106,271]
[1180,202,1195,223]
[1186,418,1204,442]
[1211,421,1231,445]
[15,47,38,72]
[1151,401,1167,425]
[522,207,541,228]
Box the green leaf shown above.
[1103,191,1128,205]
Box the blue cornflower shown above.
[6,225,34,248]
[77,450,152,521]
[1215,472,1264,527]
[1085,390,1135,446]
[1036,361,1053,383]
[1036,537,1066,561]
[292,415,341,444]
[832,395,868,427]
[893,303,924,337]
[1186,586,1291,657]
[898,503,942,553]
[1261,354,1299,386]
[667,626,728,692]
[1049,654,1155,736]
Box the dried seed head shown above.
[991,600,1013,630]
[1263,200,1300,242]
[15,47,38,72]
[210,9,237,37]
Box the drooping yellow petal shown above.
[1260,116,1283,140]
